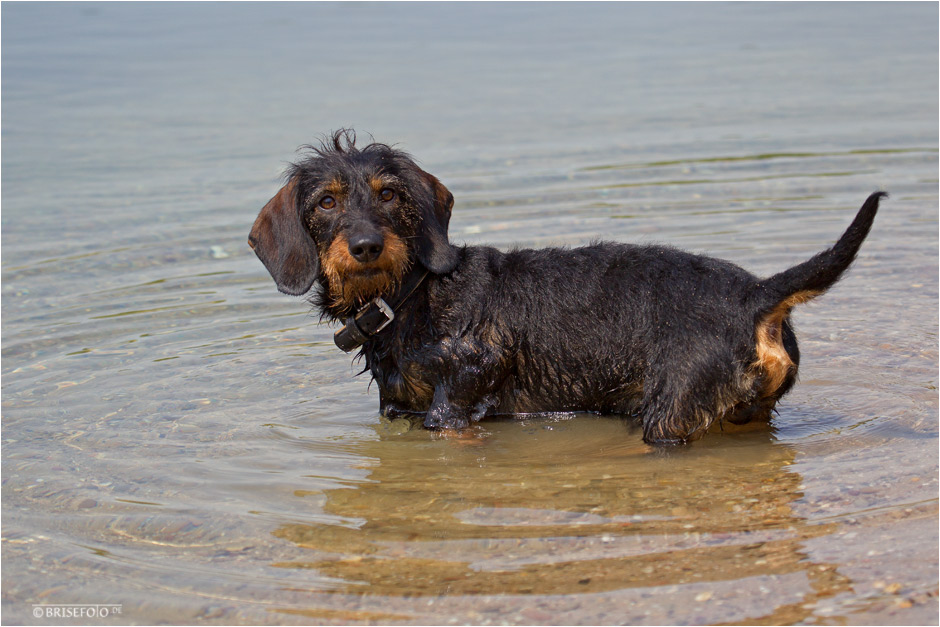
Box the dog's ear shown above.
[415,169,459,274]
[248,179,319,295]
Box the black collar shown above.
[333,267,429,352]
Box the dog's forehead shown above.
[296,144,415,189]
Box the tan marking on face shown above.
[325,178,344,195]
[316,178,345,207]
[321,230,411,311]
[369,176,390,195]
[752,290,821,396]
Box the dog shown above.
[248,130,883,445]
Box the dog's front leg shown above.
[422,338,505,430]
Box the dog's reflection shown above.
[272,416,849,621]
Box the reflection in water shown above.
[272,416,850,622]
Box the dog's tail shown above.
[751,191,885,313]
[744,192,883,398]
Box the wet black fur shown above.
[249,130,884,445]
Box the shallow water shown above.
[2,3,938,625]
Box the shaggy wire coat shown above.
[249,131,883,445]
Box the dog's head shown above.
[248,130,458,313]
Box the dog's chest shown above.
[365,342,436,409]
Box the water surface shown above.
[2,3,937,625]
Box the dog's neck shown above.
[331,265,429,352]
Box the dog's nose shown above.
[348,233,384,263]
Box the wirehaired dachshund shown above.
[248,130,883,445]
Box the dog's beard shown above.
[331,269,403,310]
[320,231,410,315]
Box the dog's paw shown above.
[470,395,497,423]
[424,402,470,430]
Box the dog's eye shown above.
[318,195,336,210]
[379,188,395,202]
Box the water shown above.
[2,3,937,624]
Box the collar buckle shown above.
[333,297,396,352]
[332,268,429,353]
[369,297,395,333]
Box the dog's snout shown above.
[348,233,384,263]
